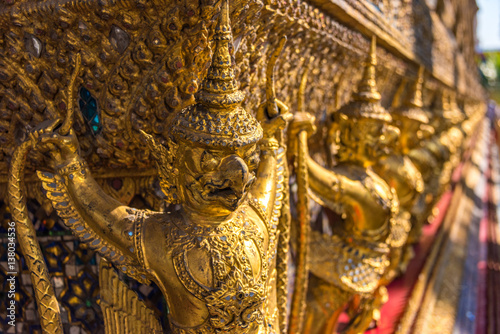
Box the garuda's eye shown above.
[200,151,219,171]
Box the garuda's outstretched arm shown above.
[250,37,291,223]
[35,126,151,283]
[250,100,291,222]
[306,156,344,210]
[288,112,351,212]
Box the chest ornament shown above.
[167,203,278,333]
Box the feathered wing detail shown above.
[99,260,163,334]
[308,231,389,295]
[37,170,152,284]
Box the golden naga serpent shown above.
[264,36,291,334]
[288,57,313,334]
[7,53,81,334]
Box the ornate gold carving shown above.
[1,0,487,332]
[374,66,426,273]
[99,259,163,334]
[263,35,292,334]
[6,55,83,333]
[290,36,401,334]
[8,140,63,334]
[12,1,293,332]
[288,60,313,334]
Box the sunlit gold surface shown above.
[295,37,401,334]
[10,2,293,332]
[1,0,486,333]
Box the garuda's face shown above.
[353,119,400,164]
[393,118,422,152]
[177,142,260,217]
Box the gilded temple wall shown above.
[0,0,484,181]
[0,0,486,333]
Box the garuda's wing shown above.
[308,230,390,295]
[37,170,153,284]
[99,259,163,334]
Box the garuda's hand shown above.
[256,98,293,140]
[30,119,81,169]
[288,112,316,139]
[287,112,316,159]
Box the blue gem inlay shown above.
[78,87,101,135]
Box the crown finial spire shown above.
[196,0,244,109]
[219,0,230,28]
[171,0,263,148]
[337,35,391,122]
[355,35,381,102]
[392,65,429,124]
[406,66,424,108]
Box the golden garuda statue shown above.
[375,67,426,267]
[1,0,488,332]
[9,1,294,333]
[289,37,404,334]
[391,67,440,243]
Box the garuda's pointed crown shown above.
[171,0,263,148]
[443,91,465,125]
[392,66,429,124]
[337,36,392,123]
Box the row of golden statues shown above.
[7,1,484,333]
